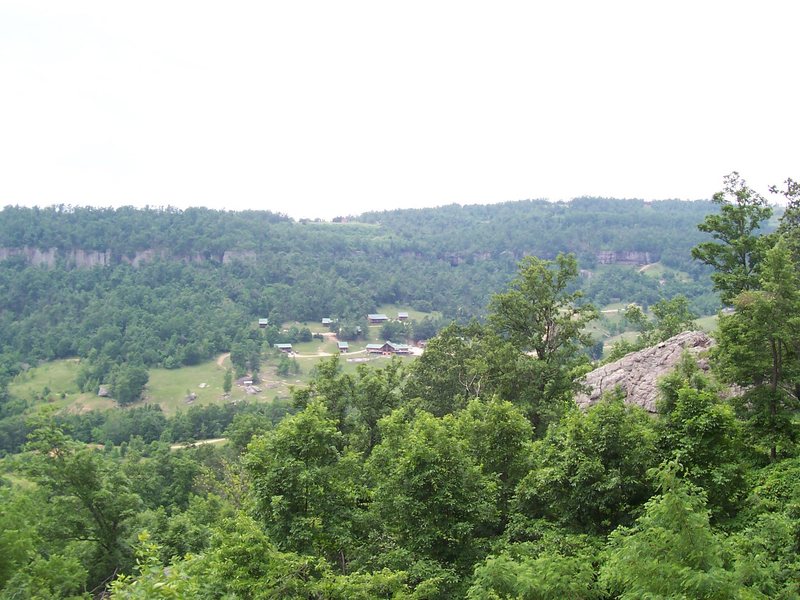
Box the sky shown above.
[1,1,798,220]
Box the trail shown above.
[638,263,657,273]
[216,352,230,367]
[171,437,227,450]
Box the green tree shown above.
[367,408,498,572]
[714,239,800,461]
[468,534,602,600]
[691,171,773,304]
[453,396,533,524]
[244,400,361,567]
[23,424,142,587]
[658,386,746,520]
[515,393,658,533]
[489,253,597,429]
[110,363,149,405]
[380,320,410,343]
[600,464,740,599]
[405,322,519,417]
[222,368,232,394]
[771,177,800,262]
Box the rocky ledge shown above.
[575,330,714,413]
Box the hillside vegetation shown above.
[2,178,799,599]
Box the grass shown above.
[695,314,718,333]
[145,360,234,416]
[10,359,82,400]
[8,336,422,419]
[281,321,332,335]
[600,302,628,312]
[8,359,113,413]
[376,304,441,322]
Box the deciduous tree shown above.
[691,172,773,304]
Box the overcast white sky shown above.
[1,1,798,219]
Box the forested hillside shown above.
[2,179,798,599]
[0,198,721,371]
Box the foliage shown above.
[489,253,598,429]
[468,534,602,600]
[3,191,800,598]
[244,400,362,564]
[515,393,658,533]
[110,363,149,405]
[691,171,773,304]
[600,464,740,599]
[658,386,746,520]
[367,408,499,571]
[21,424,143,588]
[713,239,800,460]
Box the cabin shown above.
[274,343,293,353]
[258,318,269,328]
[322,318,332,325]
[337,341,349,353]
[366,341,410,355]
[368,313,389,324]
[397,312,409,321]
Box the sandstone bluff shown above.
[575,330,714,413]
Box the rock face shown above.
[575,331,714,413]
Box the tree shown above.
[489,253,597,429]
[601,464,740,599]
[379,320,410,343]
[405,322,519,417]
[453,397,533,524]
[23,424,142,586]
[657,386,746,520]
[110,363,149,405]
[714,239,800,461]
[222,368,232,394]
[612,296,697,359]
[691,172,773,304]
[468,535,602,600]
[515,393,658,533]
[244,400,361,567]
[771,177,800,262]
[367,408,498,571]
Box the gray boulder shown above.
[575,330,714,413]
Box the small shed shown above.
[368,313,389,324]
[337,341,349,353]
[322,317,332,325]
[397,312,409,321]
[274,343,293,353]
[258,318,269,328]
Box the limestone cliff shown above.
[575,330,714,413]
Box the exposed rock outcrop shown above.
[575,330,714,413]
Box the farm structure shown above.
[368,313,389,324]
[274,343,293,353]
[366,341,411,355]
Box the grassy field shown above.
[8,359,114,413]
[376,304,441,322]
[7,343,420,418]
[695,314,718,333]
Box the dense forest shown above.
[0,197,726,375]
[1,175,799,598]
